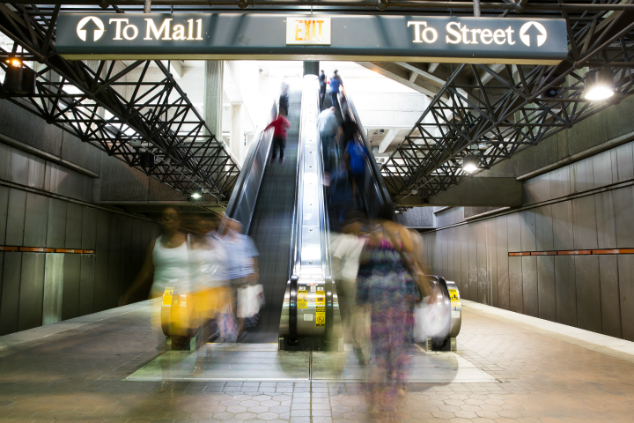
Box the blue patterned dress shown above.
[356,229,419,381]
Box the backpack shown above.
[347,140,367,176]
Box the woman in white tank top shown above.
[120,207,190,304]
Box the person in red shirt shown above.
[264,111,291,165]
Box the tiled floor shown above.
[1,299,634,422]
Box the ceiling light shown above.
[191,192,202,200]
[584,69,614,101]
[6,57,22,68]
[3,59,35,95]
[462,155,478,174]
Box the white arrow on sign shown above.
[76,16,105,42]
[519,21,547,47]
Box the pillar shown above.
[204,60,224,139]
[230,102,244,163]
[303,61,319,77]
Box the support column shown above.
[230,102,244,163]
[204,60,224,139]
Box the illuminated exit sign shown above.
[286,17,331,45]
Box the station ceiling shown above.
[0,1,633,206]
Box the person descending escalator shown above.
[319,70,327,108]
[279,82,289,116]
[329,70,343,110]
[343,119,369,209]
[264,110,291,165]
[317,106,341,180]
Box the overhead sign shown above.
[55,13,568,64]
[286,17,331,45]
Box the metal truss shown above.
[381,3,634,204]
[0,3,239,200]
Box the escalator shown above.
[224,91,302,343]
[226,79,461,351]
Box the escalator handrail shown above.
[337,92,393,211]
[224,101,277,231]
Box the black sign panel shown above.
[56,13,568,64]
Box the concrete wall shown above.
[422,138,634,340]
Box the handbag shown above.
[384,227,432,303]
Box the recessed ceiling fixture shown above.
[191,192,202,200]
[584,69,614,101]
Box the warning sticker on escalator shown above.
[316,293,325,307]
[316,309,326,327]
[298,289,307,309]
[449,289,460,306]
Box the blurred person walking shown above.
[264,111,291,165]
[119,207,191,390]
[317,106,341,176]
[216,217,260,340]
[331,211,370,364]
[329,70,343,109]
[319,69,327,107]
[356,205,433,404]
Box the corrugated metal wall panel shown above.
[507,212,521,252]
[10,148,29,185]
[508,256,523,313]
[537,256,557,321]
[0,186,8,244]
[81,207,97,249]
[572,157,595,193]
[595,191,617,249]
[0,144,10,180]
[552,201,574,251]
[614,142,634,183]
[592,150,613,189]
[79,255,95,316]
[534,205,554,251]
[613,186,634,248]
[46,199,67,248]
[64,203,83,249]
[108,214,123,305]
[23,193,49,247]
[467,223,477,301]
[496,216,509,310]
[574,255,602,333]
[458,225,468,295]
[521,256,538,317]
[618,255,634,341]
[524,172,551,205]
[93,210,110,312]
[18,252,46,331]
[5,189,26,246]
[61,254,81,320]
[599,256,621,338]
[572,196,599,250]
[555,256,577,327]
[43,253,64,325]
[520,210,536,252]
[550,165,572,200]
[474,221,488,304]
[487,219,497,307]
[27,155,46,190]
[0,252,21,335]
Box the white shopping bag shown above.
[237,284,265,319]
